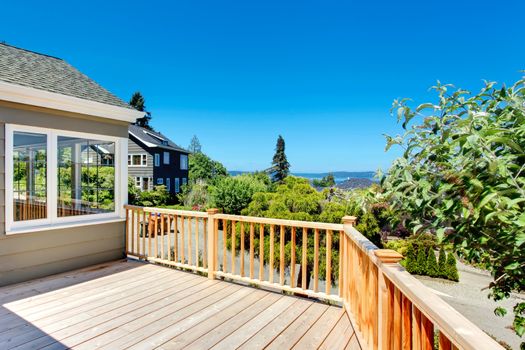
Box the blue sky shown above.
[2,0,524,172]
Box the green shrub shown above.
[438,248,447,278]
[426,249,439,277]
[404,244,416,274]
[415,247,427,275]
[210,174,269,214]
[446,253,459,282]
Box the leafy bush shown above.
[445,253,459,282]
[210,174,269,214]
[382,76,525,340]
[129,185,170,207]
[179,179,209,209]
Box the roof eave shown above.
[0,80,143,123]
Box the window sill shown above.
[5,216,126,236]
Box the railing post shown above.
[375,249,403,350]
[341,216,356,306]
[207,208,219,279]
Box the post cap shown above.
[374,249,403,264]
[342,216,357,225]
[207,208,219,215]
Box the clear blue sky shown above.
[2,0,524,172]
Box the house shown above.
[0,43,143,285]
[128,124,189,195]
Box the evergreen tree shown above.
[426,249,439,277]
[415,246,427,275]
[446,253,459,281]
[438,247,447,278]
[188,135,202,153]
[404,244,416,273]
[129,91,153,130]
[271,135,290,183]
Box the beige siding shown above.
[0,104,128,286]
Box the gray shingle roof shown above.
[0,43,132,109]
[129,124,189,153]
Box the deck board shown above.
[0,260,359,350]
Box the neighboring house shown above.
[0,43,143,285]
[128,124,189,195]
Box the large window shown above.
[6,125,125,232]
[163,152,170,165]
[180,154,188,170]
[128,154,147,166]
[57,137,115,217]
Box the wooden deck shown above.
[0,260,361,350]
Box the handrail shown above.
[123,206,503,350]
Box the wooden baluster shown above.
[338,230,344,298]
[269,225,274,283]
[393,286,402,350]
[250,222,255,279]
[290,227,296,288]
[314,228,319,292]
[195,217,199,267]
[302,227,307,289]
[402,295,412,350]
[421,313,434,350]
[222,219,227,272]
[279,225,285,285]
[412,307,422,350]
[259,223,264,281]
[167,214,171,261]
[206,209,218,279]
[325,229,332,295]
[231,220,236,274]
[240,222,245,277]
[181,216,185,263]
[154,213,158,258]
[371,262,379,350]
[203,218,208,269]
[148,212,153,258]
[160,213,165,260]
[174,215,179,262]
[188,217,193,265]
[438,332,452,350]
[142,211,146,258]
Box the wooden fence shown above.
[124,205,503,350]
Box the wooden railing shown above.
[124,205,503,350]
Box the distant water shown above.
[229,171,376,184]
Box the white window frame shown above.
[154,153,160,167]
[5,124,127,234]
[175,178,180,193]
[180,154,188,170]
[163,152,170,165]
[134,176,142,189]
[128,153,147,167]
[166,178,170,191]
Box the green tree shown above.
[446,253,459,282]
[188,153,227,184]
[129,91,152,130]
[438,247,447,278]
[414,247,427,275]
[271,135,290,183]
[382,75,525,340]
[404,244,416,273]
[313,173,336,188]
[209,174,268,214]
[188,135,202,154]
[426,249,439,277]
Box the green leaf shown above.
[504,262,520,270]
[494,307,507,317]
[479,192,498,209]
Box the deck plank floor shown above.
[0,260,359,350]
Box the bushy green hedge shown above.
[388,237,459,281]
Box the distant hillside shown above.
[335,178,375,190]
[229,171,376,183]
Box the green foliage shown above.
[415,246,427,275]
[445,253,459,282]
[188,152,227,184]
[179,180,209,210]
[129,185,170,207]
[210,174,269,214]
[438,247,447,278]
[129,91,152,130]
[271,135,290,183]
[404,244,416,273]
[188,135,202,154]
[313,173,336,188]
[426,249,439,277]
[382,76,525,339]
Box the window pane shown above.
[57,136,115,217]
[132,155,142,165]
[13,132,47,221]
